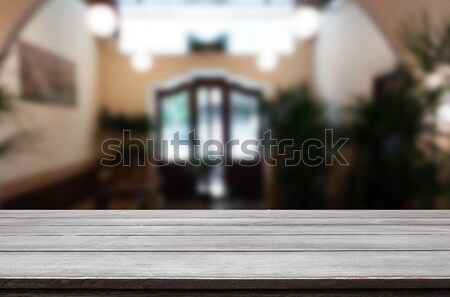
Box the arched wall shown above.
[0,0,45,68]
[0,0,98,197]
[315,0,397,121]
[358,0,450,58]
[315,0,450,121]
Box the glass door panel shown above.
[196,86,224,158]
[230,90,260,160]
[161,90,190,160]
[196,86,226,198]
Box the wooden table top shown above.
[0,210,449,291]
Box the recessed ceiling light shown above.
[292,6,321,40]
[130,53,153,73]
[86,4,118,38]
[257,52,278,73]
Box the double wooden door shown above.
[156,78,263,201]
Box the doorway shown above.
[156,76,264,202]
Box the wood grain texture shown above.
[2,217,450,226]
[1,290,450,297]
[1,234,449,251]
[1,210,449,218]
[1,224,449,235]
[0,210,449,291]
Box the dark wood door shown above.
[156,78,263,201]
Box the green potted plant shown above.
[402,14,450,207]
[267,85,328,208]
[346,67,439,208]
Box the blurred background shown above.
[0,0,449,210]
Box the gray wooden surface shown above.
[0,210,449,292]
[2,290,450,297]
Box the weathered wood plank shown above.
[0,224,449,235]
[2,217,450,226]
[1,290,450,297]
[1,210,449,219]
[0,235,449,251]
[1,210,449,292]
[0,251,450,289]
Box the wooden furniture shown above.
[0,210,449,296]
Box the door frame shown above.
[152,71,270,201]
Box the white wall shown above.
[315,0,397,121]
[0,0,98,185]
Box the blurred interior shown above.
[0,0,449,210]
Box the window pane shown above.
[196,87,223,158]
[230,90,259,159]
[161,91,190,160]
[210,87,223,144]
[197,87,209,149]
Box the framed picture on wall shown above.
[18,41,76,106]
